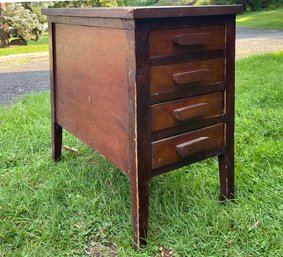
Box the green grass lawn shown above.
[237,8,283,30]
[0,33,48,57]
[0,52,283,256]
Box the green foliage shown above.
[52,0,159,7]
[194,0,283,11]
[157,0,195,6]
[126,0,159,5]
[22,2,48,24]
[0,52,282,256]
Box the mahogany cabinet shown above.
[42,5,243,248]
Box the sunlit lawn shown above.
[237,8,283,30]
[0,33,48,57]
[0,52,282,256]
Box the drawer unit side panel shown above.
[54,23,133,173]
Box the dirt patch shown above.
[157,246,174,257]
[0,52,49,73]
[84,242,118,257]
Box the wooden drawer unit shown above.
[150,58,224,99]
[149,25,225,58]
[151,92,224,132]
[43,5,242,249]
[152,124,224,170]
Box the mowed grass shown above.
[237,8,283,30]
[0,52,283,256]
[0,33,48,57]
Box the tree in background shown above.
[194,0,283,11]
[52,0,159,8]
[51,0,282,9]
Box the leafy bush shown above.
[157,0,196,6]
[52,0,159,7]
[4,4,43,43]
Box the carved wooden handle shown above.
[173,103,209,121]
[176,137,210,158]
[173,33,210,46]
[173,69,209,85]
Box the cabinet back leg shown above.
[218,154,234,201]
[52,122,62,161]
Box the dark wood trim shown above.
[49,22,62,161]
[42,6,243,19]
[149,49,225,67]
[152,147,225,177]
[130,20,151,249]
[152,115,224,141]
[133,6,243,19]
[141,15,231,30]
[218,15,236,200]
[47,16,134,29]
[150,82,224,105]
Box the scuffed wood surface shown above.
[55,24,132,173]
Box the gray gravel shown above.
[236,27,283,39]
[0,70,49,105]
[0,27,282,106]
[236,27,283,58]
[0,53,49,105]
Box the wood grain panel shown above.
[152,124,224,169]
[54,24,132,173]
[149,25,225,57]
[150,58,224,96]
[151,92,223,132]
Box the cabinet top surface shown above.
[42,5,243,19]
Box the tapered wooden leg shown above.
[130,175,150,249]
[218,153,234,201]
[52,122,62,161]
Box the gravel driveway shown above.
[0,53,49,105]
[0,27,282,106]
[236,27,283,58]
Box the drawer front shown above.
[152,124,224,169]
[151,92,223,132]
[150,58,224,96]
[149,25,225,58]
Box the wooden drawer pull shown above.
[176,137,210,158]
[173,33,210,46]
[173,103,209,121]
[173,69,209,85]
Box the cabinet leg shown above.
[130,176,150,249]
[218,154,234,201]
[52,122,62,161]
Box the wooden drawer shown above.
[151,92,223,132]
[149,25,225,58]
[152,124,224,169]
[150,58,224,96]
